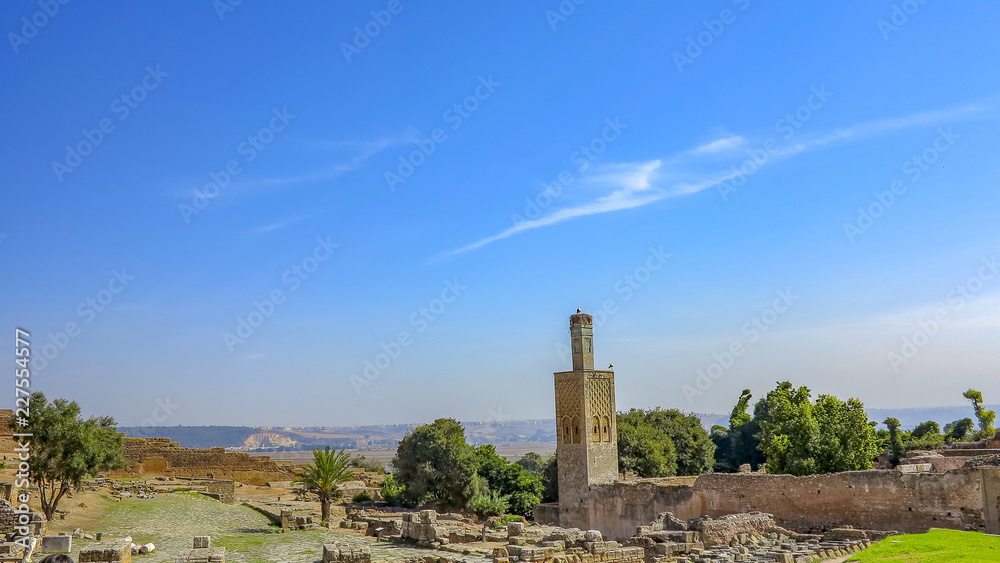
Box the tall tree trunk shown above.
[321,493,330,524]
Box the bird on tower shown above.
[608,363,614,370]
[577,307,582,313]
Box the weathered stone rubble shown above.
[622,512,874,563]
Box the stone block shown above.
[79,538,132,562]
[41,535,72,553]
[174,547,226,562]
[323,541,371,563]
[194,536,211,548]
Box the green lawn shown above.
[848,529,1000,562]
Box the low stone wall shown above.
[107,437,295,486]
[577,466,1000,539]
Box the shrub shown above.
[352,492,373,503]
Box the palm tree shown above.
[294,447,353,524]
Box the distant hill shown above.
[120,406,993,450]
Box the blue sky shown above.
[2,1,999,427]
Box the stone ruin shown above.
[622,512,877,563]
[175,535,226,562]
[323,541,372,563]
[280,509,319,531]
[485,512,880,563]
[341,508,489,546]
[80,538,132,563]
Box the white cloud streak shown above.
[441,100,996,258]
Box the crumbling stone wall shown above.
[0,410,18,458]
[108,437,295,486]
[574,467,997,539]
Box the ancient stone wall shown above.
[575,467,998,539]
[0,410,18,458]
[108,436,295,486]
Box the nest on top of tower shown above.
[570,313,594,324]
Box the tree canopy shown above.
[16,392,126,520]
[294,447,353,523]
[714,383,879,476]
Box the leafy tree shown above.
[945,418,976,442]
[380,472,419,507]
[712,390,765,472]
[393,418,479,510]
[964,389,996,439]
[515,452,545,475]
[912,421,941,439]
[644,408,715,475]
[755,382,819,475]
[541,454,558,502]
[16,392,126,520]
[883,417,904,466]
[812,396,879,473]
[474,445,542,518]
[294,446,353,524]
[755,382,877,475]
[617,411,677,477]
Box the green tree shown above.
[712,390,765,472]
[541,454,558,503]
[754,382,878,475]
[515,452,545,475]
[755,382,819,475]
[294,447,353,524]
[883,417,904,466]
[911,420,941,439]
[474,445,542,518]
[964,389,996,439]
[617,410,677,477]
[945,418,976,441]
[393,418,478,510]
[812,396,879,473]
[644,408,715,475]
[16,392,127,520]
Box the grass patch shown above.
[848,529,1000,562]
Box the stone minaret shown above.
[554,312,618,528]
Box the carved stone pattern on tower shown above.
[555,379,581,419]
[587,377,613,420]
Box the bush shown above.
[497,514,523,527]
[470,489,509,518]
[352,492,373,503]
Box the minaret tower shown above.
[554,312,618,528]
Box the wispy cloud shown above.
[169,135,413,200]
[440,99,997,259]
[248,210,324,235]
[687,135,746,155]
